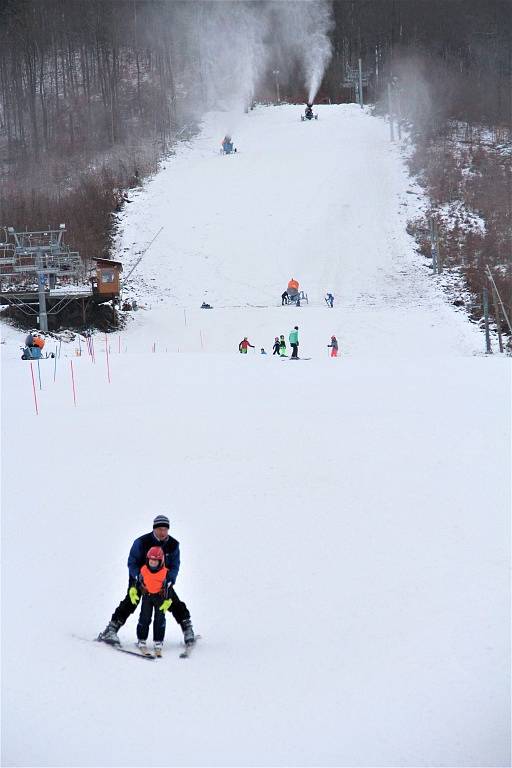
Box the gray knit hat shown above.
[153,514,170,529]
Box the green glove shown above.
[159,598,172,612]
[129,586,140,605]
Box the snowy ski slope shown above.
[1,105,510,768]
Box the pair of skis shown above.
[102,637,200,660]
[73,634,199,661]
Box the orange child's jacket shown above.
[33,337,45,349]
[140,564,168,595]
[288,279,299,292]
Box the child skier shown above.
[279,335,287,356]
[136,546,171,656]
[327,335,339,357]
[272,337,280,355]
[239,337,255,354]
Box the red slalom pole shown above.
[105,334,111,383]
[70,360,77,406]
[30,362,39,415]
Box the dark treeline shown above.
[0,0,207,263]
[325,0,511,126]
[0,0,510,335]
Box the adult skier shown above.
[239,337,255,354]
[289,325,299,359]
[98,514,195,647]
[305,104,314,120]
[327,335,339,357]
[325,293,334,308]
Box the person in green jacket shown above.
[289,325,299,358]
[279,335,287,356]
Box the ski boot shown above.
[153,641,163,657]
[97,620,121,645]
[137,640,152,656]
[181,618,195,646]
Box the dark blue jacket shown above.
[127,532,180,587]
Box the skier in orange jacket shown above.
[135,546,170,655]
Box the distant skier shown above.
[279,335,287,356]
[325,293,334,308]
[281,290,288,305]
[25,332,34,347]
[305,104,314,120]
[136,546,171,656]
[289,325,299,359]
[272,337,280,355]
[239,337,255,354]
[98,514,195,647]
[327,335,339,357]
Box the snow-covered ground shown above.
[1,105,510,767]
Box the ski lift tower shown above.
[0,225,83,331]
[342,59,369,107]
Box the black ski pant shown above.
[291,343,299,358]
[111,584,190,627]
[137,594,166,642]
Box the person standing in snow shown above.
[289,325,299,359]
[325,293,334,308]
[98,514,195,647]
[272,337,280,355]
[279,335,287,356]
[327,335,339,357]
[135,546,170,655]
[239,337,255,354]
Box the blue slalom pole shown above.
[37,359,42,390]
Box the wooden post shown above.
[483,287,492,354]
[489,278,504,352]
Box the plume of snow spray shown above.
[269,0,334,104]
[167,0,333,129]
[302,2,334,103]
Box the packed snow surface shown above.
[1,105,510,767]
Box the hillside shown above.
[1,105,510,768]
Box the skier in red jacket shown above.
[239,337,255,354]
